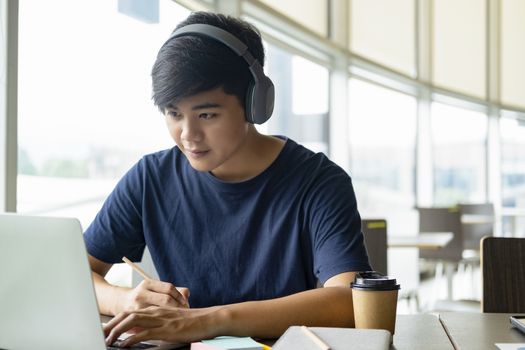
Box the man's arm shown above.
[216,271,358,337]
[89,255,189,316]
[89,254,136,316]
[103,271,357,346]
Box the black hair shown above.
[151,11,265,113]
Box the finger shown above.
[177,287,190,302]
[144,280,188,306]
[120,329,158,347]
[103,312,131,336]
[141,289,183,308]
[178,288,190,308]
[105,313,160,346]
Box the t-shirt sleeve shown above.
[83,159,146,264]
[307,166,371,285]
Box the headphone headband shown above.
[166,23,274,124]
[170,24,249,57]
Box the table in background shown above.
[388,232,454,300]
[388,232,456,300]
[388,232,454,250]
[439,312,525,350]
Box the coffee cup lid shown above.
[350,271,401,291]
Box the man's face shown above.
[164,87,250,176]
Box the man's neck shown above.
[211,131,286,182]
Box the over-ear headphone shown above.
[167,23,275,125]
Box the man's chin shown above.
[187,161,214,173]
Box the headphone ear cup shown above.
[244,82,256,124]
[247,77,274,124]
[260,77,275,123]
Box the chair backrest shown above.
[481,237,525,313]
[418,207,463,262]
[459,203,494,251]
[361,219,388,275]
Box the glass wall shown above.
[431,102,488,206]
[17,0,190,227]
[500,116,525,237]
[348,78,417,233]
[347,78,418,296]
[264,43,329,154]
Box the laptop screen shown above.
[0,214,107,349]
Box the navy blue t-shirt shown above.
[84,138,370,308]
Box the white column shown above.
[416,0,433,206]
[0,0,18,213]
[486,0,502,235]
[328,0,350,171]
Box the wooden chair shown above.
[481,237,525,313]
[455,203,494,292]
[418,207,463,263]
[361,219,388,275]
[459,203,494,251]
[417,207,480,311]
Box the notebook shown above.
[0,213,182,350]
[191,336,270,349]
[272,326,391,350]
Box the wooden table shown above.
[392,314,454,349]
[439,312,525,349]
[102,314,455,349]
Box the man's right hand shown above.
[88,254,190,315]
[121,279,190,311]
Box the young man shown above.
[86,11,371,347]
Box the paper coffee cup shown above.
[351,271,400,336]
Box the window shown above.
[17,0,191,285]
[348,78,416,232]
[500,116,525,236]
[264,43,329,154]
[18,0,190,227]
[347,78,417,294]
[431,102,487,206]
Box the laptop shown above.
[0,213,182,350]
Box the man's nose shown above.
[180,118,203,142]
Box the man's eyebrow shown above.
[191,102,222,110]
[166,102,223,110]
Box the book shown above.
[272,326,391,350]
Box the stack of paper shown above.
[190,336,271,350]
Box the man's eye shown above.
[199,113,217,120]
[167,111,181,119]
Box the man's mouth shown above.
[186,149,210,158]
